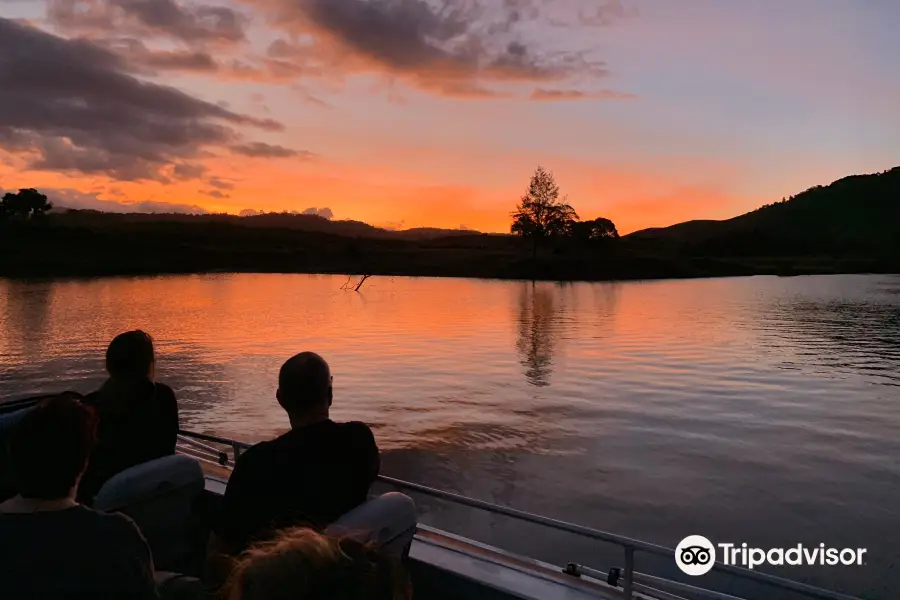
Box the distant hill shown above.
[627,167,900,257]
[2,166,897,281]
[392,227,481,240]
[54,209,480,240]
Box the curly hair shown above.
[224,528,411,600]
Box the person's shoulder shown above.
[154,382,177,401]
[79,505,140,532]
[334,421,376,443]
[233,438,276,469]
[81,390,102,407]
[80,509,154,578]
[39,506,144,542]
[94,510,152,547]
[225,439,278,495]
[336,420,374,434]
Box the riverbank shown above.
[1,219,897,282]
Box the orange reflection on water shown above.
[2,274,900,597]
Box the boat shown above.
[0,395,863,600]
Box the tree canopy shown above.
[511,166,579,256]
[510,166,618,256]
[569,217,619,242]
[1,189,53,220]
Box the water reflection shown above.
[515,282,559,387]
[0,280,55,361]
[1,274,899,599]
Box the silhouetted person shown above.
[213,352,380,555]
[0,396,157,599]
[224,527,411,600]
[78,330,179,504]
[0,392,84,503]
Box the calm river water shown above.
[1,274,898,599]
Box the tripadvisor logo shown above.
[675,535,867,576]
[676,535,716,576]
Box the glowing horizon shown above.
[1,1,898,234]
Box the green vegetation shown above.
[0,167,897,281]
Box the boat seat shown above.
[94,455,205,574]
[0,405,33,434]
[326,492,417,558]
[0,406,33,502]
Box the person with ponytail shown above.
[77,330,180,505]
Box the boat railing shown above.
[175,430,862,600]
[0,399,864,600]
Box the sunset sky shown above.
[1,0,898,233]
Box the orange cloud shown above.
[2,131,751,236]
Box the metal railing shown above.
[0,399,866,600]
[177,430,247,462]
[175,429,862,600]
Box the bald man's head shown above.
[277,352,332,415]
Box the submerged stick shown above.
[354,274,371,292]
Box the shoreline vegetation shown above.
[1,166,898,282]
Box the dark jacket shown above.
[78,379,179,505]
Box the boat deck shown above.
[411,525,626,600]
[0,398,866,600]
[202,472,625,600]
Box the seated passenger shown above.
[0,396,158,599]
[213,352,380,554]
[0,391,83,503]
[224,527,411,600]
[78,330,180,504]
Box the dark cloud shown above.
[230,142,314,159]
[41,187,208,213]
[206,176,234,190]
[40,0,629,100]
[141,48,218,71]
[257,0,613,96]
[201,189,229,199]
[266,38,299,59]
[0,18,282,181]
[106,38,219,72]
[48,0,249,44]
[172,162,208,179]
[529,88,637,101]
[302,206,333,219]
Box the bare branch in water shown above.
[354,274,371,292]
[341,274,371,291]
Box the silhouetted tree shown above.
[0,189,53,220]
[569,217,619,243]
[511,166,578,258]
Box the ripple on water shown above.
[1,273,899,599]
